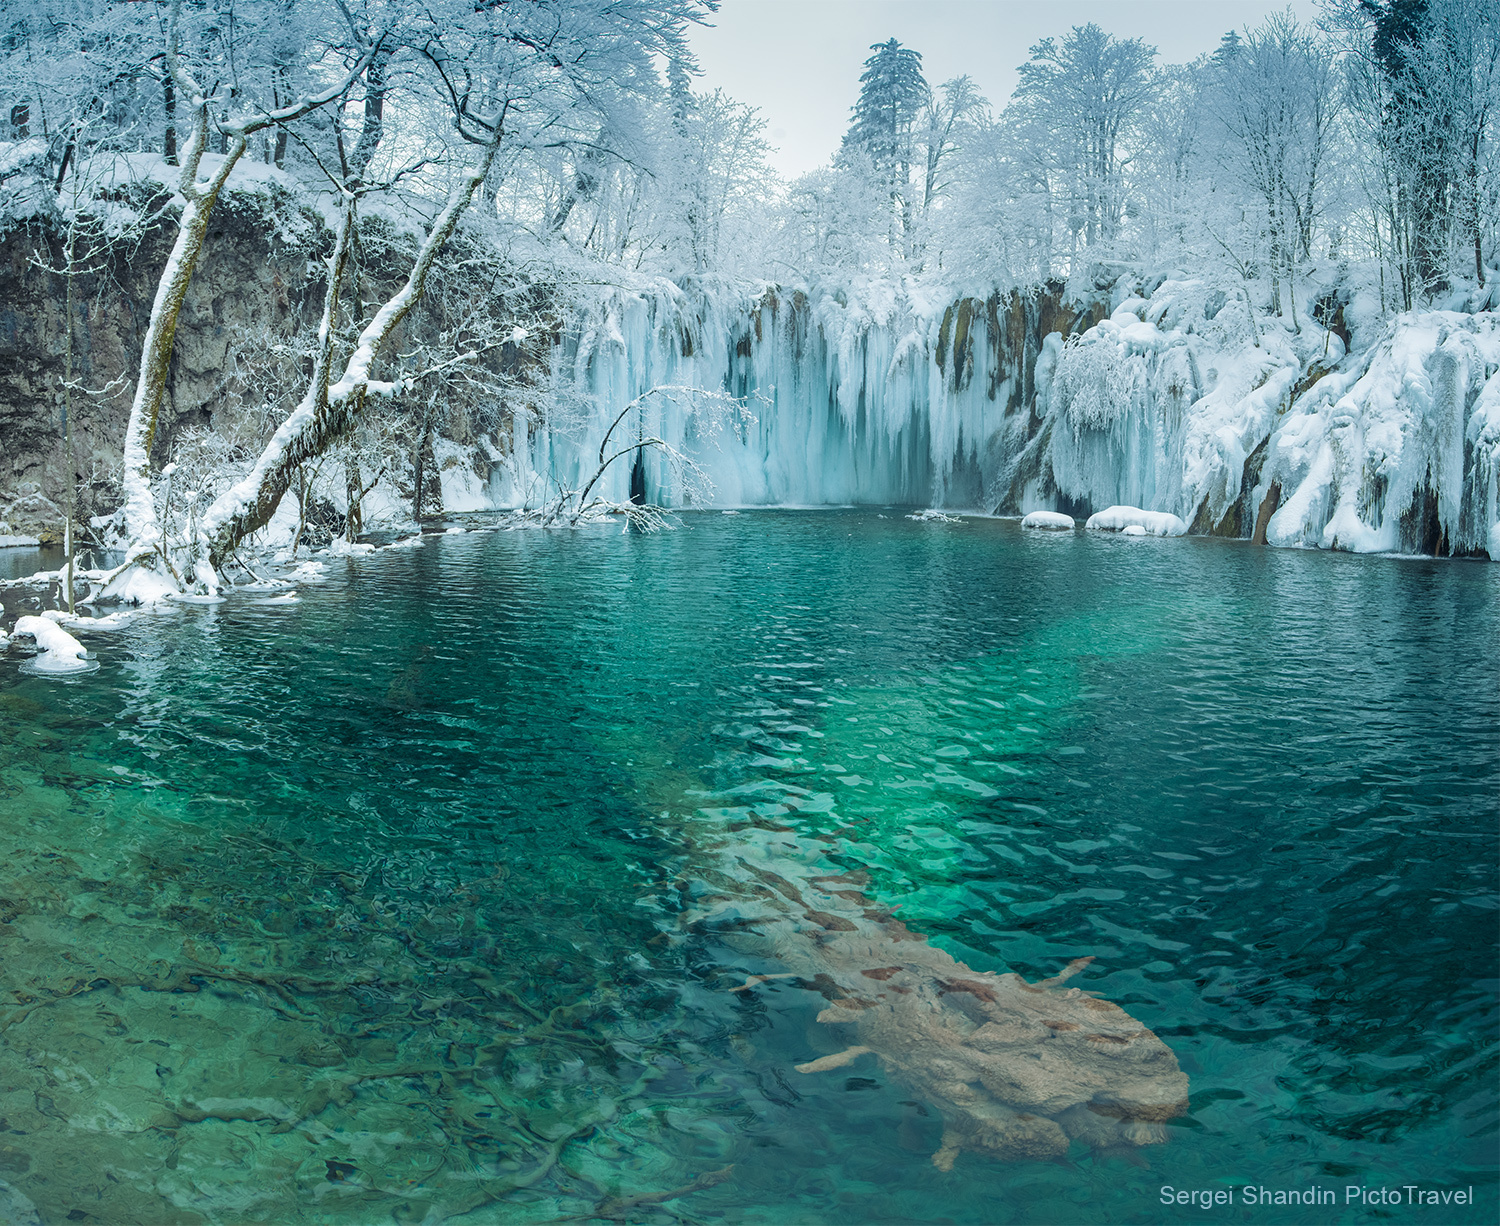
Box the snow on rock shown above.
[322,538,376,556]
[11,615,90,672]
[0,535,41,548]
[97,564,179,605]
[1086,506,1189,536]
[908,509,963,523]
[380,536,424,550]
[1262,311,1500,557]
[287,561,327,582]
[435,438,496,512]
[1021,511,1075,530]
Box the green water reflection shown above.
[0,513,1494,1224]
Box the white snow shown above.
[1021,511,1075,530]
[0,535,41,548]
[380,536,424,550]
[907,509,963,523]
[11,615,90,672]
[48,609,136,630]
[322,538,376,556]
[1263,311,1500,556]
[97,564,179,605]
[1085,506,1189,536]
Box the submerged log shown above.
[687,847,1188,1170]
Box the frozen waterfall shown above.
[479,276,1498,559]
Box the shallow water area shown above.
[0,512,1495,1224]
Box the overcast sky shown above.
[686,0,1322,180]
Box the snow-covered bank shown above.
[496,274,1494,558]
[1262,312,1500,556]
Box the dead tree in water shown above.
[694,842,1189,1169]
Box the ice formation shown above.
[11,615,90,672]
[1262,312,1500,555]
[484,277,1495,558]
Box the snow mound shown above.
[1121,524,1148,536]
[1085,506,1188,536]
[97,564,179,605]
[0,534,41,548]
[287,562,327,582]
[235,580,294,592]
[907,509,962,523]
[11,615,91,672]
[323,538,376,556]
[1021,511,1075,531]
[48,609,136,630]
[380,536,424,550]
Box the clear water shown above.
[0,513,1495,1224]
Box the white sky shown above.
[686,0,1322,180]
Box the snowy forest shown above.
[2,0,1499,599]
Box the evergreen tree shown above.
[842,37,930,248]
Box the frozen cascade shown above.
[483,276,1497,558]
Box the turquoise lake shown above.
[0,512,1495,1224]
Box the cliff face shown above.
[0,194,329,540]
[0,182,526,544]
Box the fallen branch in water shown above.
[585,1164,736,1222]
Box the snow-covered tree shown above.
[1207,13,1339,320]
[1013,24,1156,254]
[841,38,930,250]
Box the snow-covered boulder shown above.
[11,615,90,672]
[1021,511,1075,531]
[1085,506,1188,536]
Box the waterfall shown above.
[480,276,1498,559]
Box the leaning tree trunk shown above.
[119,130,248,560]
[198,136,499,580]
[113,0,375,572]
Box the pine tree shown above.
[845,38,931,175]
[842,38,930,248]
